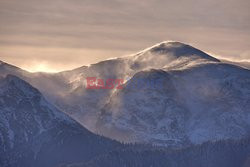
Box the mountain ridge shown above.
[0,41,250,147]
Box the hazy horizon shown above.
[0,0,249,72]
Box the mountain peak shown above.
[138,41,220,62]
[0,60,17,68]
[153,41,189,48]
[0,60,26,78]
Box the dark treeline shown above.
[61,138,250,167]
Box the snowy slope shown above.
[97,63,250,146]
[0,75,120,167]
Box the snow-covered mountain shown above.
[97,63,250,146]
[43,41,222,132]
[93,42,250,146]
[0,75,121,167]
[1,41,250,148]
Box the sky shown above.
[0,0,249,72]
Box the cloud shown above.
[0,0,249,72]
